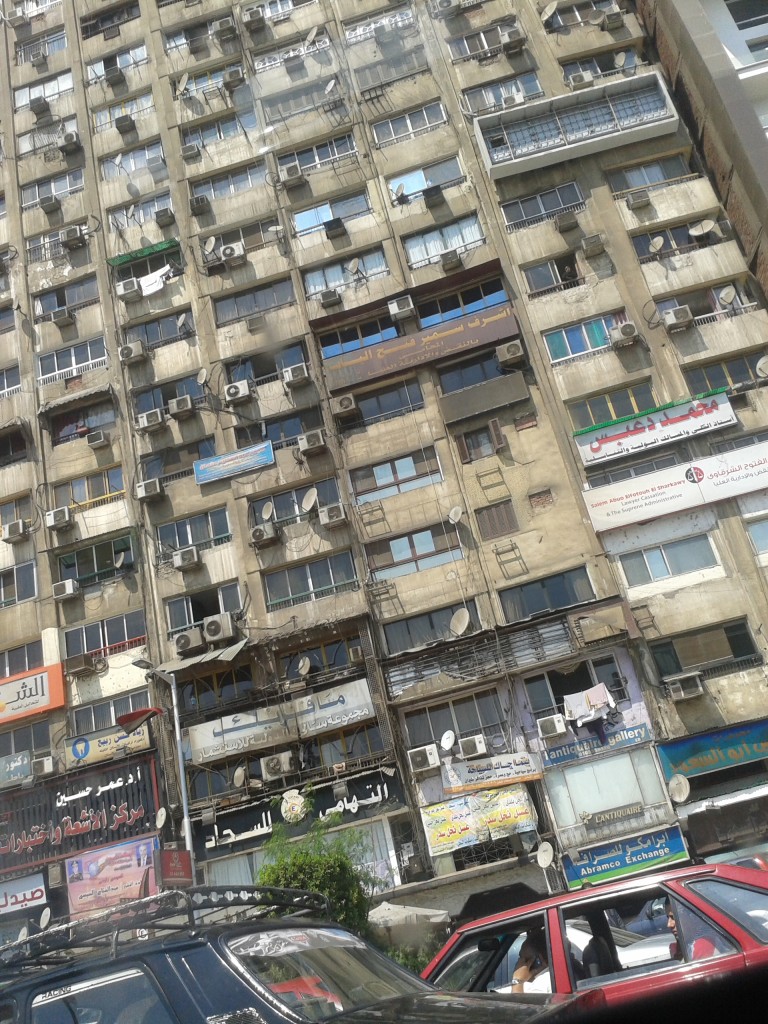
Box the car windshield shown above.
[228,927,431,1020]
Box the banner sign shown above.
[0,751,31,787]
[0,665,65,727]
[420,785,536,856]
[441,751,541,795]
[561,825,688,890]
[294,679,375,738]
[194,440,274,486]
[67,836,159,919]
[186,704,295,765]
[64,724,151,770]
[0,872,46,916]
[657,719,768,780]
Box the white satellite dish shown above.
[395,182,405,198]
[347,257,360,276]
[297,655,312,677]
[755,355,768,379]
[614,51,627,68]
[114,551,125,569]
[719,285,737,306]
[113,151,123,167]
[649,236,666,253]
[261,499,275,521]
[178,72,189,94]
[196,367,208,386]
[233,765,246,788]
[176,312,188,331]
[204,236,217,255]
[449,607,471,637]
[301,486,318,513]
[324,78,337,95]
[448,505,463,524]
[440,729,456,752]
[689,218,715,237]
[668,774,691,804]
[17,926,28,942]
[305,25,318,46]
[39,907,52,929]
[126,204,136,222]
[541,0,557,22]
[588,8,605,24]
[536,841,555,869]
[156,806,167,830]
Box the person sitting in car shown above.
[507,929,551,993]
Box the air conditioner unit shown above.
[330,394,358,419]
[282,49,304,68]
[137,409,166,432]
[348,642,364,665]
[298,430,327,455]
[32,756,54,778]
[189,195,210,217]
[2,519,28,543]
[555,210,579,232]
[30,95,50,117]
[45,506,73,531]
[30,47,48,67]
[117,278,143,302]
[115,114,135,135]
[203,612,237,642]
[59,131,82,154]
[662,305,694,330]
[260,751,295,782]
[225,380,251,405]
[119,341,146,365]
[242,6,265,29]
[435,0,461,17]
[610,321,640,347]
[53,578,80,601]
[63,653,95,678]
[282,363,309,388]
[51,307,75,326]
[146,153,167,175]
[175,627,206,655]
[496,340,524,367]
[168,395,195,419]
[103,25,120,40]
[320,289,342,308]
[223,68,245,90]
[665,671,704,701]
[581,233,605,257]
[246,314,265,333]
[458,734,487,759]
[250,521,281,548]
[324,217,346,239]
[39,194,61,214]
[537,714,568,740]
[173,545,201,570]
[602,7,625,29]
[61,225,87,250]
[501,27,526,53]
[626,189,651,210]
[104,64,125,86]
[319,503,348,528]
[136,478,164,501]
[188,33,208,53]
[569,70,594,90]
[182,143,202,161]
[388,295,415,321]
[155,207,176,227]
[219,241,247,266]
[441,249,462,271]
[7,7,28,27]
[86,430,109,449]
[502,92,526,109]
[279,163,306,187]
[213,16,237,37]
[407,743,440,772]
[422,184,443,209]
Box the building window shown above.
[115,247,182,284]
[13,69,73,110]
[355,46,429,92]
[0,721,50,758]
[387,156,463,201]
[366,525,462,581]
[606,154,691,193]
[16,29,67,65]
[0,495,32,529]
[87,43,147,81]
[745,518,768,554]
[403,214,484,269]
[351,448,441,505]
[476,501,517,541]
[0,367,21,399]
[524,254,582,296]
[238,407,323,450]
[34,275,99,321]
[568,381,655,431]
[303,248,389,297]
[21,168,84,210]
[546,1,615,29]
[157,508,231,553]
[656,283,754,321]
[650,620,760,677]
[293,191,371,235]
[372,102,447,147]
[253,33,330,73]
[94,93,154,133]
[26,227,77,264]
[714,430,768,453]
[500,565,594,623]
[108,192,172,232]
[318,316,398,359]
[587,453,680,488]
[0,562,36,609]
[140,437,215,483]
[439,351,504,394]
[64,610,147,657]
[179,666,255,715]
[51,400,116,447]
[38,338,107,386]
[134,375,204,416]
[191,162,267,201]
[125,311,194,352]
[502,181,584,230]
[463,73,543,115]
[18,116,77,157]
[213,279,295,326]
[456,420,505,463]
[264,77,345,123]
[525,654,628,720]
[544,312,622,363]
[404,689,509,753]
[100,141,164,180]
[725,0,768,29]
[417,277,507,328]
[448,26,504,60]
[173,62,246,96]
[384,600,480,655]
[81,2,141,40]
[620,534,718,586]
[278,637,360,681]
[354,379,423,426]
[59,535,134,586]
[562,51,639,81]
[683,352,763,395]
[251,479,340,525]
[264,553,358,610]
[167,583,242,632]
[227,341,305,384]
[73,690,149,734]
[301,721,385,772]
[0,429,27,467]
[0,639,43,680]
[631,221,717,262]
[182,110,259,147]
[53,467,124,509]
[345,7,414,43]
[277,133,356,172]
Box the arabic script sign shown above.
[584,440,768,532]
[441,751,542,795]
[575,396,735,466]
[294,678,374,738]
[561,825,688,890]
[64,724,151,770]
[0,872,46,916]
[656,719,768,781]
[421,785,536,857]
[194,440,275,486]
[186,703,295,765]
[67,836,159,919]
[0,665,65,727]
[0,750,31,787]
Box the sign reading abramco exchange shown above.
[561,825,688,890]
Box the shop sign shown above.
[543,723,652,767]
[583,803,645,832]
[155,848,193,888]
[294,679,374,738]
[0,751,31,787]
[64,724,151,770]
[420,785,536,857]
[0,665,65,727]
[66,836,159,919]
[657,719,768,780]
[561,824,688,890]
[441,750,541,795]
[0,872,46,916]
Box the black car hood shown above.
[330,991,569,1023]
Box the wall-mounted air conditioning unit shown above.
[330,395,358,419]
[603,7,625,29]
[104,64,125,86]
[581,234,605,257]
[242,6,265,29]
[282,363,309,388]
[119,342,146,366]
[609,322,640,347]
[86,430,109,449]
[213,16,237,37]
[537,714,568,740]
[116,278,143,303]
[45,506,73,531]
[407,744,440,772]
[320,289,342,309]
[501,27,526,53]
[51,307,75,327]
[435,0,461,17]
[281,49,304,69]
[30,47,47,67]
[319,503,348,528]
[7,8,29,27]
[155,207,175,227]
[223,68,245,91]
[53,578,80,601]
[324,217,346,239]
[279,163,306,187]
[458,734,487,759]
[569,70,594,90]
[225,380,251,405]
[39,195,61,215]
[441,249,462,271]
[172,545,201,571]
[297,430,326,455]
[626,189,651,211]
[422,184,443,209]
[64,653,95,678]
[220,241,247,266]
[348,642,364,665]
[663,305,694,330]
[2,519,27,543]
[168,395,195,419]
[260,751,295,782]
[114,114,135,135]
[203,612,237,642]
[503,92,526,109]
[61,226,87,250]
[496,340,524,367]
[250,521,281,548]
[59,132,82,154]
[174,627,206,655]
[136,478,164,502]
[136,409,166,432]
[246,314,265,333]
[32,756,55,777]
[30,95,50,117]
[665,671,704,701]
[387,295,415,321]
[189,197,210,219]
[555,210,579,232]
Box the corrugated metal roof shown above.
[107,238,180,267]
[38,384,113,414]
[156,637,249,675]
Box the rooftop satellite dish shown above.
[204,236,217,255]
[178,72,189,94]
[689,219,716,237]
[614,51,627,68]
[449,607,471,637]
[440,729,456,752]
[305,25,318,46]
[39,907,51,930]
[668,774,691,804]
[324,78,337,95]
[448,505,463,525]
[541,0,558,22]
[176,312,188,330]
[649,236,666,253]
[755,355,768,379]
[233,765,246,789]
[196,367,208,386]
[297,655,312,677]
[113,551,125,569]
[347,257,360,276]
[536,841,555,869]
[301,486,318,513]
[588,8,606,24]
[719,285,737,306]
[156,806,167,830]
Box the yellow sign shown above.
[64,725,151,770]
[421,785,536,856]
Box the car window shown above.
[429,915,548,993]
[31,967,177,1024]
[688,879,768,941]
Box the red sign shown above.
[155,848,194,888]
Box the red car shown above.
[423,864,768,1007]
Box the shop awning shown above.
[679,781,768,818]
[38,384,113,415]
[156,637,249,675]
[107,239,180,268]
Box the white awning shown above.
[679,781,768,818]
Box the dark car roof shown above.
[330,991,589,1024]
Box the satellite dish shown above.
[126,204,136,221]
[233,765,246,788]
[614,51,627,68]
[395,182,405,198]
[17,926,28,942]
[719,285,737,306]
[297,656,312,677]
[689,219,716,237]
[347,257,360,276]
[448,505,463,524]
[305,25,318,46]
[536,841,555,869]
[126,182,140,199]
[588,8,606,24]
[113,551,125,569]
[113,151,123,167]
[324,78,337,95]
[39,907,51,929]
[176,313,188,330]
[261,499,275,521]
[196,367,208,386]
[204,236,217,255]
[178,72,189,94]
[668,774,691,804]
[649,236,666,253]
[449,607,471,637]
[440,729,456,752]
[755,355,768,379]
[301,486,318,513]
[156,806,167,830]
[541,0,557,21]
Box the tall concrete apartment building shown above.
[1,0,768,925]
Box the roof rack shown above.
[0,885,331,971]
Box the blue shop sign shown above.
[194,441,275,485]
[0,751,30,787]
[657,719,768,781]
[562,824,688,890]
[543,723,652,767]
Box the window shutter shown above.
[456,433,471,464]
[476,501,517,541]
[489,417,505,451]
